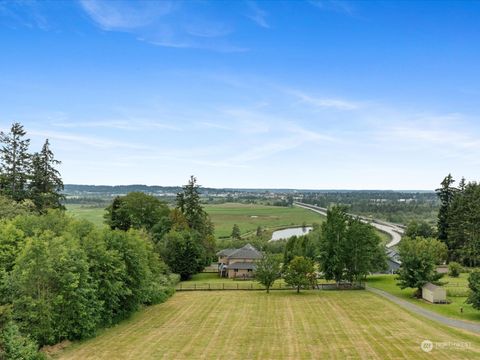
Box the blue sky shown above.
[1,0,480,189]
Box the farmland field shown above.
[204,203,325,238]
[65,204,106,227]
[54,290,479,360]
[66,203,326,237]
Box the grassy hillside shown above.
[54,291,479,359]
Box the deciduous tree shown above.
[255,253,280,293]
[284,256,314,293]
[397,237,447,297]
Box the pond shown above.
[270,226,313,241]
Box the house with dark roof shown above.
[217,244,262,279]
[386,248,401,273]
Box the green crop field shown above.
[54,290,479,360]
[204,203,325,238]
[367,274,480,323]
[65,204,107,227]
[66,203,326,237]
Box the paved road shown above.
[367,286,480,334]
[294,202,404,247]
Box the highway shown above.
[294,202,404,248]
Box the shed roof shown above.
[423,282,444,292]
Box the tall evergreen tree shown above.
[175,176,215,265]
[176,176,212,235]
[318,206,348,283]
[0,123,31,201]
[28,139,64,212]
[436,174,456,246]
[231,224,241,239]
[448,182,480,266]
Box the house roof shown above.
[227,244,262,260]
[217,248,237,257]
[227,262,256,270]
[423,282,444,292]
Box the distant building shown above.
[436,265,449,274]
[386,248,401,273]
[422,283,447,303]
[217,244,262,279]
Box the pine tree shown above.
[231,224,241,239]
[176,176,208,233]
[436,174,456,245]
[29,139,64,212]
[0,123,31,201]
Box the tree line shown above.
[104,176,216,281]
[436,174,480,267]
[0,123,64,213]
[0,211,178,359]
[0,123,216,358]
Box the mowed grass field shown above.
[368,274,480,323]
[204,203,325,238]
[54,291,479,360]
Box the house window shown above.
[234,269,238,272]
[247,269,252,272]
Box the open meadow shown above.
[54,290,479,360]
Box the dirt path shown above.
[367,286,480,334]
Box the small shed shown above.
[422,283,447,303]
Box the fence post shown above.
[194,284,196,290]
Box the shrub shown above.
[0,321,44,360]
[448,262,462,278]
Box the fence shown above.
[176,282,365,291]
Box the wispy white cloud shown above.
[51,119,181,131]
[78,0,246,52]
[289,89,361,110]
[78,0,173,30]
[246,1,269,29]
[308,0,355,16]
[29,129,152,150]
[0,0,50,30]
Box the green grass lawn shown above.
[53,290,479,360]
[367,274,480,323]
[65,204,106,227]
[205,203,325,238]
[177,272,288,290]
